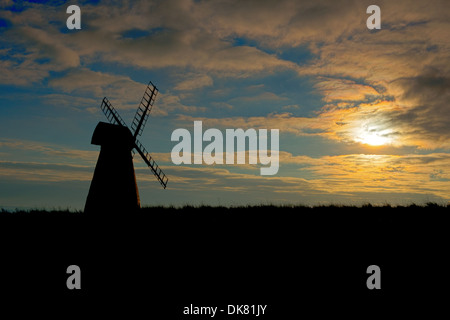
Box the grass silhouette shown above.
[0,202,448,310]
[1,202,448,216]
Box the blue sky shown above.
[1,0,450,209]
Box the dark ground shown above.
[0,204,448,318]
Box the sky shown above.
[1,0,450,210]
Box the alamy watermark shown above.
[366,5,381,30]
[66,4,380,31]
[66,5,81,30]
[171,121,279,175]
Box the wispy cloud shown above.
[0,138,98,164]
[0,161,93,182]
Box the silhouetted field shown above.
[1,203,448,316]
[2,201,449,215]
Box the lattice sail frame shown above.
[135,139,168,188]
[131,82,158,138]
[101,97,127,127]
[99,82,168,189]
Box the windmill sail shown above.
[131,81,158,138]
[101,97,128,128]
[135,139,168,189]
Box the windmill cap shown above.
[91,122,134,148]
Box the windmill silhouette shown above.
[85,81,168,214]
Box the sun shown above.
[358,132,390,146]
[354,125,392,146]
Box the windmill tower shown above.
[85,81,168,214]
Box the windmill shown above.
[84,81,168,214]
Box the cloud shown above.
[283,1,450,149]
[40,94,98,112]
[48,69,142,102]
[315,78,379,102]
[280,151,450,201]
[0,138,98,164]
[174,74,213,91]
[1,0,301,83]
[0,48,50,85]
[19,27,80,68]
[2,143,450,206]
[2,0,448,150]
[176,113,325,136]
[231,91,289,103]
[0,0,14,8]
[44,68,206,116]
[0,13,81,85]
[176,103,399,146]
[155,92,207,116]
[0,161,93,182]
[385,68,450,148]
[136,151,450,204]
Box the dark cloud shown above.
[388,68,450,147]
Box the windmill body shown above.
[84,82,168,214]
[85,122,140,213]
